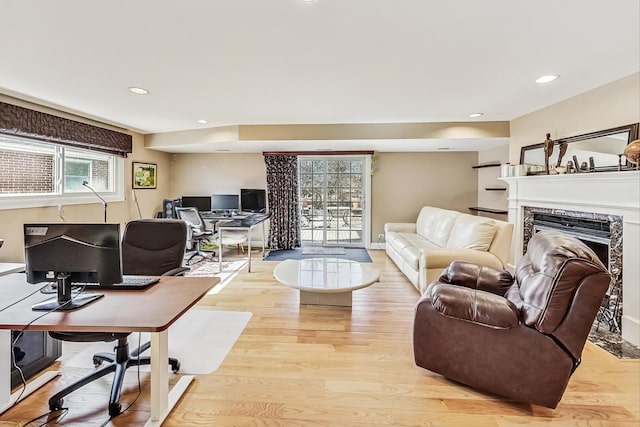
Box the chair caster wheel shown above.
[108,402,122,416]
[49,398,63,412]
[171,361,181,373]
[93,358,103,367]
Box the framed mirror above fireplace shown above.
[520,123,639,174]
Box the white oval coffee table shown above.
[273,258,380,307]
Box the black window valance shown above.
[0,101,132,157]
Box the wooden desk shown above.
[0,263,25,276]
[0,274,218,426]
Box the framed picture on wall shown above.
[132,162,157,189]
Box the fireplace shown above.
[501,171,640,347]
[522,207,622,333]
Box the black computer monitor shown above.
[24,223,123,311]
[180,196,212,212]
[240,188,267,213]
[211,194,239,213]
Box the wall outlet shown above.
[377,233,385,240]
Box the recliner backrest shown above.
[508,230,609,334]
[121,219,187,276]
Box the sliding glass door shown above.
[298,156,369,247]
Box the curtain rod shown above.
[262,150,374,156]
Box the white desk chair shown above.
[214,220,248,254]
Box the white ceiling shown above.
[0,0,638,153]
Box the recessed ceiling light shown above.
[468,113,484,118]
[196,119,209,124]
[128,87,149,95]
[535,75,559,84]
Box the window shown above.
[0,134,124,210]
[64,158,92,192]
[64,148,113,192]
[298,156,371,247]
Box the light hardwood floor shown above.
[2,250,639,426]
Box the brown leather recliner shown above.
[413,229,611,408]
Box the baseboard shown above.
[369,243,385,250]
[622,315,640,347]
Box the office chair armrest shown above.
[161,266,191,276]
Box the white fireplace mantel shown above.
[502,171,640,346]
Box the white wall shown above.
[169,153,268,245]
[510,73,640,164]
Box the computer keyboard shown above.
[84,275,160,290]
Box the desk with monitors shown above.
[0,274,217,423]
[2,222,217,423]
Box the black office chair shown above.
[47,219,189,417]
[175,207,215,264]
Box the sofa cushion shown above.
[416,207,438,238]
[446,215,496,251]
[386,232,408,253]
[402,236,440,270]
[425,210,458,247]
[389,232,438,270]
[384,231,403,248]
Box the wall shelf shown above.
[472,161,501,169]
[468,207,508,215]
[473,159,508,215]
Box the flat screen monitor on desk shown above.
[180,195,212,212]
[241,188,267,213]
[212,194,239,214]
[24,223,123,311]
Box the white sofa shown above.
[385,206,513,294]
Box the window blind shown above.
[0,101,132,157]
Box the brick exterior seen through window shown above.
[0,150,54,193]
[92,159,110,191]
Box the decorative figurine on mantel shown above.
[555,142,568,169]
[566,160,574,174]
[543,133,554,174]
[624,139,640,170]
